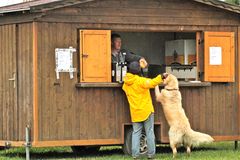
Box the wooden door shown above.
[0,25,18,140]
[204,32,235,82]
[80,30,111,82]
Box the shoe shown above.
[147,155,155,159]
[133,157,140,160]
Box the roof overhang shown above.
[0,0,239,16]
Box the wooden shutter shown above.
[204,32,235,82]
[80,30,111,82]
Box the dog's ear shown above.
[167,74,179,89]
[164,73,171,84]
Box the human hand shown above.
[161,73,168,79]
[139,58,148,68]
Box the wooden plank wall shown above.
[0,23,33,141]
[40,0,240,26]
[153,84,239,141]
[17,23,33,141]
[0,24,17,141]
[37,22,239,142]
[37,22,130,141]
[238,26,240,136]
[35,0,240,142]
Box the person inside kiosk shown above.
[111,33,148,82]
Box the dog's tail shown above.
[184,129,214,147]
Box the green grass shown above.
[0,142,239,160]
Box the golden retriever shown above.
[155,74,214,158]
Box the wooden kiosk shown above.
[0,0,240,154]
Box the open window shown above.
[78,30,235,85]
[118,32,198,81]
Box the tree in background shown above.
[223,0,240,5]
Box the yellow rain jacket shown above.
[122,73,163,122]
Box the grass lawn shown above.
[0,142,239,160]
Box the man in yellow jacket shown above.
[123,61,167,159]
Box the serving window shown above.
[78,30,235,85]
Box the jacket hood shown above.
[123,73,138,85]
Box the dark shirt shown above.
[112,49,142,64]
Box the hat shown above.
[128,61,141,74]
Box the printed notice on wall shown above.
[209,47,222,65]
[56,50,71,71]
[55,47,76,79]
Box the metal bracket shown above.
[8,72,16,88]
[24,142,32,148]
[198,39,204,44]
[5,141,11,149]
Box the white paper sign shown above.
[55,47,76,79]
[57,50,71,71]
[209,47,222,65]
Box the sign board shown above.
[55,47,76,79]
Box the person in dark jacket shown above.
[111,33,148,68]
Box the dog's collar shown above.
[165,88,179,91]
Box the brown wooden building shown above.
[0,0,240,154]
